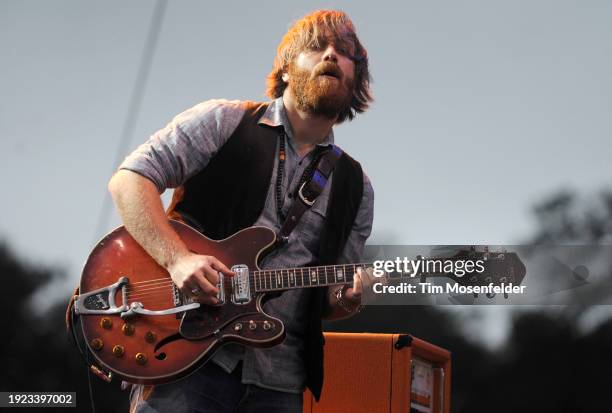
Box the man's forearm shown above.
[108,169,187,270]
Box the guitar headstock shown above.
[447,248,526,288]
[368,247,527,300]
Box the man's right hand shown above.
[167,253,235,305]
[108,171,235,305]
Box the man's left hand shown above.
[343,267,364,303]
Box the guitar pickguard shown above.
[179,304,259,340]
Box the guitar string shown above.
[125,280,175,291]
[122,267,465,304]
[116,257,475,310]
[124,267,355,293]
[122,256,480,293]
[121,264,371,308]
[124,279,353,302]
[123,289,174,299]
[118,257,498,306]
[127,279,172,291]
[122,275,359,305]
[124,263,372,287]
[123,265,365,297]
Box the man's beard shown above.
[287,62,353,119]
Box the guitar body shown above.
[79,221,284,385]
[75,220,527,385]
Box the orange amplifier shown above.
[303,333,451,413]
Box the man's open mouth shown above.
[320,70,340,79]
[315,63,342,80]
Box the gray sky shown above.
[1,0,611,293]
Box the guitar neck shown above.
[252,260,456,293]
[253,263,370,292]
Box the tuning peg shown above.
[498,277,509,299]
[485,276,495,299]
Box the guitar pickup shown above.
[231,265,251,305]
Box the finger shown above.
[353,270,363,296]
[182,281,218,305]
[210,257,236,277]
[181,281,199,297]
[200,263,220,286]
[196,293,219,306]
[192,270,220,297]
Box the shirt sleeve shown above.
[337,172,375,264]
[118,99,246,192]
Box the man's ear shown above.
[282,72,289,83]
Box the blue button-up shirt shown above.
[120,97,374,393]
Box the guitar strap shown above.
[276,143,344,246]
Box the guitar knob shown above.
[122,323,135,336]
[234,323,243,331]
[100,318,112,329]
[249,320,257,330]
[90,338,103,351]
[112,345,125,358]
[145,331,157,343]
[135,353,148,365]
[263,321,272,331]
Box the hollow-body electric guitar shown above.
[73,220,524,385]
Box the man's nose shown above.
[322,45,339,62]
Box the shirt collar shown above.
[258,97,335,147]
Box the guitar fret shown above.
[255,263,376,292]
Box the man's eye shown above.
[337,46,351,56]
[306,44,324,52]
[337,43,356,58]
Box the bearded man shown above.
[108,9,374,413]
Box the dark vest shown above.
[166,101,364,400]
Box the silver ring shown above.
[191,287,200,295]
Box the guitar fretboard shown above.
[251,254,476,293]
[253,263,371,292]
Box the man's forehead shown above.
[310,26,356,50]
[314,25,354,42]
